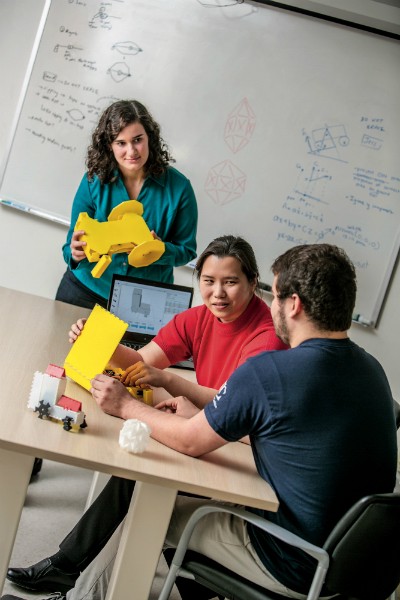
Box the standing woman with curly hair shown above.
[55,99,198,309]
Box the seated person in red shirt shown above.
[7,234,287,596]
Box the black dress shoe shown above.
[6,557,78,594]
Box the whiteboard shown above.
[0,0,399,326]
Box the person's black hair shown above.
[195,235,260,291]
[271,243,357,331]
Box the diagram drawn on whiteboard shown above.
[53,43,83,60]
[89,7,121,30]
[224,98,256,154]
[107,40,142,82]
[107,62,131,82]
[112,41,143,56]
[303,124,350,162]
[291,161,331,206]
[66,109,85,122]
[205,160,246,205]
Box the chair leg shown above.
[158,563,181,600]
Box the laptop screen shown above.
[108,275,194,347]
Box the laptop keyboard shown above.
[122,341,144,351]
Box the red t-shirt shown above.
[153,295,287,389]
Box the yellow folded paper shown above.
[64,304,128,390]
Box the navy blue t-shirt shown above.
[204,338,397,594]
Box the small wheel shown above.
[128,240,165,267]
[34,400,51,419]
[62,416,73,432]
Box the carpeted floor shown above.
[1,460,179,600]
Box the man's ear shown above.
[288,293,302,318]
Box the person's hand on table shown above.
[90,373,132,417]
[68,317,87,343]
[70,229,87,262]
[121,361,166,388]
[155,396,200,419]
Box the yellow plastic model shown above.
[75,200,165,278]
[64,304,128,390]
[103,366,153,406]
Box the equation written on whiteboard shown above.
[272,160,399,264]
[282,117,398,261]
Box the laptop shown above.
[107,274,195,370]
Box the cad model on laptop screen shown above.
[108,275,194,347]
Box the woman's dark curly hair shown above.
[86,100,174,183]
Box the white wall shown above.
[0,0,399,401]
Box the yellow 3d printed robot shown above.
[75,200,165,278]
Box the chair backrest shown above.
[394,399,400,430]
[323,493,400,600]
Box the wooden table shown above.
[0,287,279,600]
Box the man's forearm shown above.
[119,398,224,456]
[160,371,217,408]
